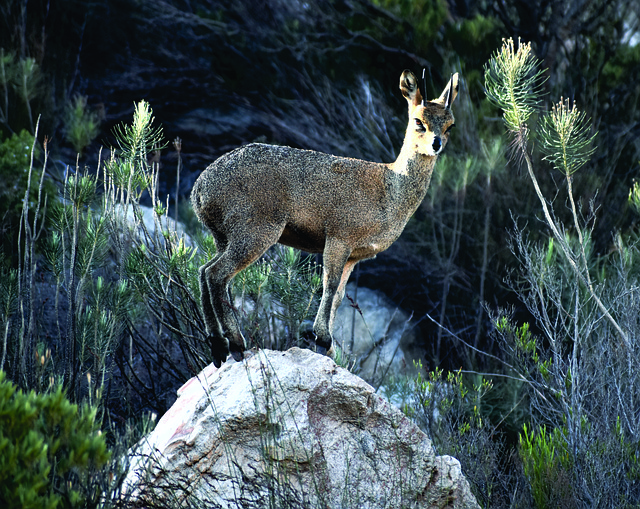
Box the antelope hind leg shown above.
[199,257,230,368]
[204,227,282,365]
[204,254,246,365]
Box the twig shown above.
[522,149,629,348]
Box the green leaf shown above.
[538,97,597,175]
[484,38,547,148]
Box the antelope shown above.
[191,69,460,367]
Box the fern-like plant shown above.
[484,37,547,154]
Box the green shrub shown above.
[0,371,110,508]
[519,424,574,509]
[630,180,640,216]
[369,0,447,54]
[63,95,102,155]
[394,363,527,507]
[0,129,55,262]
[486,37,640,506]
[0,129,38,217]
[0,50,41,133]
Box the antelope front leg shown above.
[331,259,358,330]
[314,239,351,356]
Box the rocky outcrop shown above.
[124,348,480,508]
[333,283,424,384]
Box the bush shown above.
[0,50,41,134]
[369,0,447,55]
[486,37,640,507]
[388,363,529,508]
[63,95,102,156]
[0,130,55,261]
[519,424,575,509]
[0,371,110,508]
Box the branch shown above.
[521,149,630,349]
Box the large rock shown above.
[333,284,423,384]
[235,280,423,386]
[123,348,480,508]
[116,203,191,243]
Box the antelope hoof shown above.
[315,338,332,357]
[211,349,227,369]
[229,344,245,362]
[208,335,229,369]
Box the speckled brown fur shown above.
[191,70,460,367]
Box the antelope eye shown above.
[415,119,426,132]
[445,123,455,134]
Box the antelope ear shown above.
[437,73,460,108]
[399,70,423,108]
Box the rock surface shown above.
[333,284,423,384]
[124,348,480,508]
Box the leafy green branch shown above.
[484,37,547,154]
[483,37,628,348]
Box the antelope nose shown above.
[433,136,442,153]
